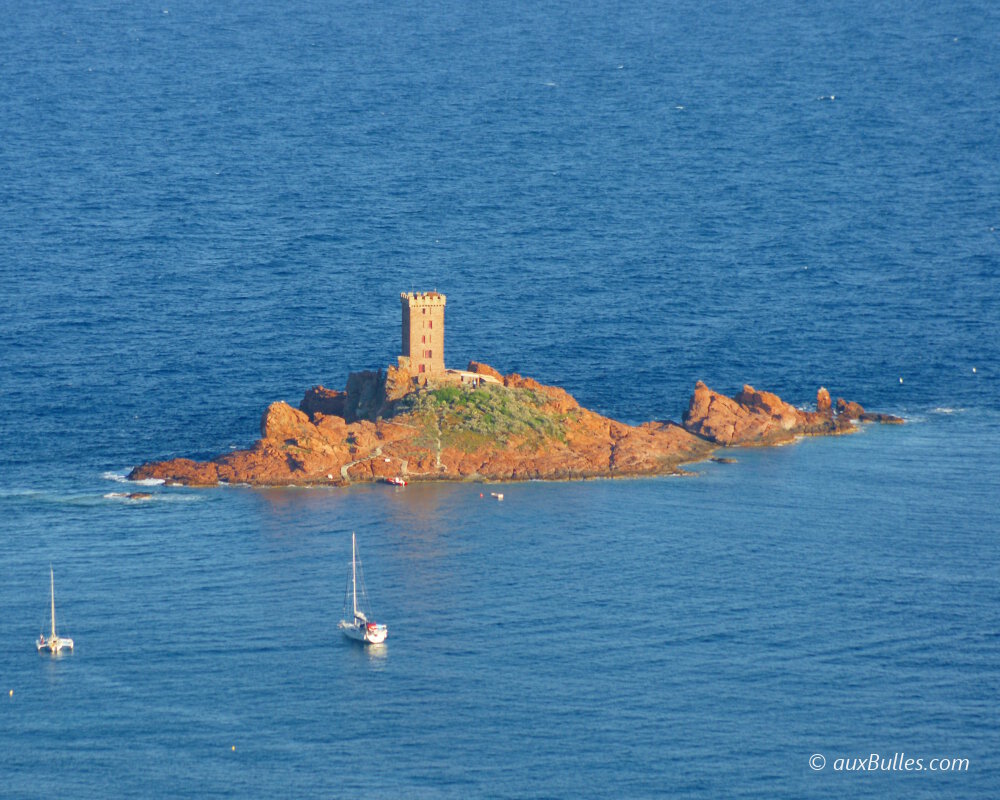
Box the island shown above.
[128,292,902,487]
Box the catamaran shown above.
[37,567,74,653]
[338,533,388,644]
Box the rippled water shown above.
[1,0,998,797]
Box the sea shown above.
[1,0,998,797]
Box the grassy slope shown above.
[394,384,575,453]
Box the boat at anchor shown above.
[37,567,74,654]
[338,533,388,644]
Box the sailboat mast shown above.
[352,533,358,617]
[50,566,56,639]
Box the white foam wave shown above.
[103,492,153,501]
[9,491,119,507]
[102,471,163,486]
[103,491,202,504]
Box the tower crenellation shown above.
[399,291,446,375]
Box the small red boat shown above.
[384,476,407,487]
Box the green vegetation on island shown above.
[398,383,572,451]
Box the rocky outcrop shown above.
[129,367,902,487]
[836,397,865,419]
[682,382,902,446]
[835,397,905,425]
[299,386,346,418]
[467,361,504,381]
[684,382,803,445]
[817,387,831,414]
[383,363,414,404]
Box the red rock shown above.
[130,457,220,486]
[383,364,413,403]
[502,373,542,391]
[817,387,831,414]
[261,401,311,440]
[467,361,503,381]
[683,382,852,445]
[836,398,866,418]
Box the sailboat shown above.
[338,533,388,644]
[37,567,74,653]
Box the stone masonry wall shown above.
[400,291,446,374]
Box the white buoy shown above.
[972,367,977,373]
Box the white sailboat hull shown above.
[339,619,387,644]
[37,636,74,653]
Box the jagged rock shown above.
[836,398,866,419]
[683,382,852,445]
[817,387,831,414]
[833,396,902,424]
[502,373,542,391]
[261,401,311,440]
[300,386,346,419]
[467,361,503,381]
[131,457,220,486]
[383,363,413,404]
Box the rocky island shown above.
[129,292,902,487]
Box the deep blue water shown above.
[1,0,998,797]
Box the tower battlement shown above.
[400,291,446,375]
[400,291,446,307]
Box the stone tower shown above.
[399,291,446,375]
